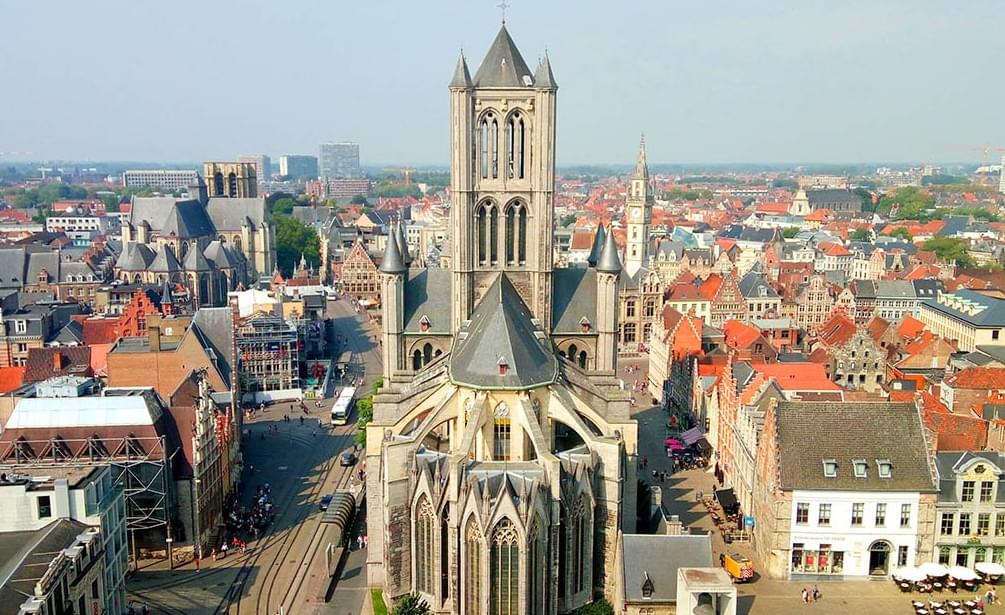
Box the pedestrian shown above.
[127,601,136,615]
[812,585,820,601]
[801,588,808,604]
[211,547,217,561]
[142,603,150,615]
[363,534,368,548]
[195,556,200,571]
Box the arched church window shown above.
[578,351,587,369]
[518,206,527,263]
[505,112,526,180]
[415,497,435,595]
[491,519,519,615]
[477,204,488,264]
[481,119,489,179]
[489,206,499,264]
[423,343,433,365]
[506,115,514,179]
[505,205,516,264]
[528,519,547,614]
[491,119,499,179]
[465,520,483,615]
[413,350,422,371]
[213,172,224,195]
[227,172,237,196]
[573,496,591,594]
[518,116,526,179]
[568,343,578,361]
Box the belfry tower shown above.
[449,25,558,333]
[624,136,652,279]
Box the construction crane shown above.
[385,167,417,185]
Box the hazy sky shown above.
[2,1,1004,165]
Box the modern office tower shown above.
[238,154,271,181]
[279,155,320,180]
[121,169,199,190]
[319,141,360,179]
[203,161,258,198]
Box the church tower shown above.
[624,136,652,278]
[449,25,558,333]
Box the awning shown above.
[694,437,712,454]
[716,488,739,512]
[681,426,704,446]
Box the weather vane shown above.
[498,1,509,24]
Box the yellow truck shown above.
[720,553,754,582]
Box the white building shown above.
[121,169,199,191]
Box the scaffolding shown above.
[1,434,175,545]
[236,314,300,395]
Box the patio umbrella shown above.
[919,562,950,577]
[948,565,978,581]
[976,562,1005,576]
[892,566,926,582]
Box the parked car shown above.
[319,494,334,511]
[340,450,357,467]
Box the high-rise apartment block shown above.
[319,141,360,179]
[122,169,199,191]
[203,161,258,198]
[1000,154,1005,194]
[238,154,271,181]
[279,154,320,180]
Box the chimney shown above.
[52,351,63,371]
[149,323,162,352]
[666,514,685,536]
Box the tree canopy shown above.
[274,216,320,276]
[271,197,297,216]
[781,227,800,239]
[922,237,974,267]
[889,227,914,241]
[850,228,872,242]
[876,186,939,221]
[391,594,430,615]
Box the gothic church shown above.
[366,25,639,614]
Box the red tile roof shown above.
[867,316,891,343]
[817,312,857,347]
[23,347,92,384]
[81,318,123,346]
[897,315,926,340]
[945,367,1005,390]
[0,366,25,394]
[818,241,851,257]
[722,320,763,351]
[751,362,843,392]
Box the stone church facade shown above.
[366,25,639,614]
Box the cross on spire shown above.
[497,0,509,24]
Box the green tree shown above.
[922,237,974,267]
[274,216,320,276]
[351,194,369,206]
[781,227,800,239]
[850,228,872,242]
[560,213,577,227]
[570,600,615,615]
[876,186,936,220]
[771,178,799,189]
[271,197,297,216]
[889,227,913,241]
[354,396,374,447]
[391,593,430,615]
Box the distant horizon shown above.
[2,1,1003,164]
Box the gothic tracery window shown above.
[572,496,591,594]
[491,519,519,615]
[477,204,489,264]
[528,519,547,613]
[415,497,435,595]
[489,206,499,263]
[517,206,527,263]
[491,118,499,179]
[465,520,483,615]
[506,112,527,179]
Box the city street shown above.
[125,296,382,615]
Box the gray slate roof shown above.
[25,251,59,283]
[183,244,213,271]
[473,25,535,88]
[449,53,473,88]
[935,452,1005,504]
[148,246,182,273]
[379,230,406,274]
[738,271,779,300]
[161,200,215,238]
[806,188,861,206]
[0,248,26,288]
[0,518,91,614]
[586,224,606,267]
[403,269,451,334]
[621,534,712,602]
[206,197,268,231]
[552,268,597,334]
[775,401,936,492]
[449,274,557,390]
[192,307,235,389]
[115,243,155,271]
[204,241,238,269]
[923,289,1005,327]
[596,226,622,273]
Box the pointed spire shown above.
[160,277,173,305]
[596,225,623,274]
[534,51,557,89]
[587,224,607,268]
[634,134,649,180]
[473,24,534,88]
[379,223,407,274]
[449,51,473,88]
[396,220,411,265]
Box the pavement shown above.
[124,296,381,615]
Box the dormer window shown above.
[877,459,893,478]
[419,315,430,332]
[823,459,838,478]
[641,572,654,598]
[580,316,591,333]
[498,357,508,376]
[853,459,868,478]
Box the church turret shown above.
[379,225,407,381]
[587,223,606,268]
[596,229,622,373]
[396,219,411,266]
[624,135,652,278]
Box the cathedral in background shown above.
[365,24,639,614]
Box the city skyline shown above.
[2,1,1004,165]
